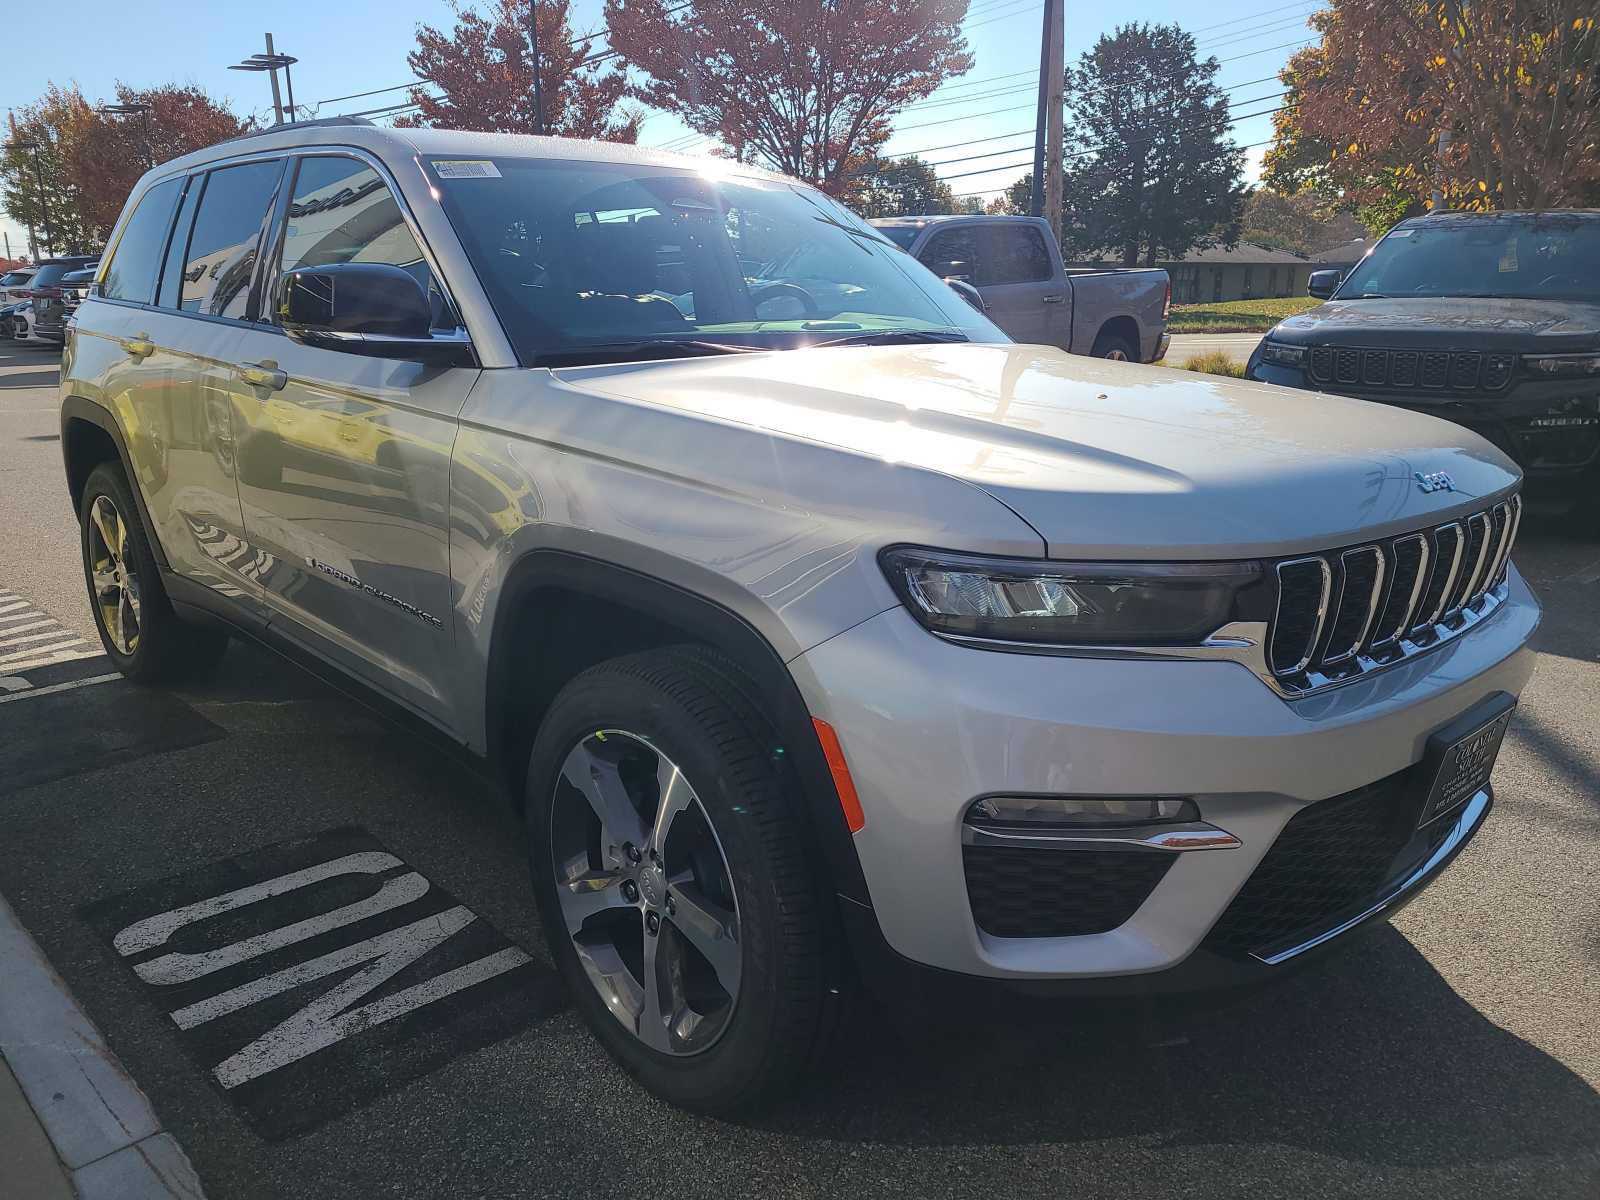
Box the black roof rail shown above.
[218,115,377,146]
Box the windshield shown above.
[1339,215,1600,302]
[427,157,1002,365]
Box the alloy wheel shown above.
[550,730,742,1056]
[87,494,141,656]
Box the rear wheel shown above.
[1092,330,1139,361]
[78,461,228,682]
[525,647,839,1112]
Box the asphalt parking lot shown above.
[2,340,1598,1199]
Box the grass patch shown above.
[1168,296,1320,333]
[1181,350,1248,378]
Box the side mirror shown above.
[278,262,468,360]
[945,277,986,313]
[1307,269,1343,300]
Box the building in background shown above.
[1069,242,1316,303]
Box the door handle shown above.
[237,361,288,392]
[1042,294,1065,304]
[122,337,156,358]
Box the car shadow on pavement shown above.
[761,932,1600,1171]
[0,368,61,390]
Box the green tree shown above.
[855,156,956,217]
[1058,23,1244,266]
[3,85,99,257]
[1238,189,1364,255]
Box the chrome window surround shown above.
[923,495,1521,701]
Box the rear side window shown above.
[984,226,1052,284]
[178,160,282,318]
[100,177,184,304]
[919,227,982,283]
[274,156,454,328]
[158,178,201,310]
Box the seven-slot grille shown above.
[1267,495,1521,687]
[1307,347,1515,392]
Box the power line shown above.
[950,136,1278,198]
[1191,1,1320,35]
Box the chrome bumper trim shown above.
[1251,787,1491,966]
[962,822,1241,853]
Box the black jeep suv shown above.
[1249,211,1600,500]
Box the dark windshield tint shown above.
[875,226,921,250]
[428,157,1002,365]
[1340,216,1600,301]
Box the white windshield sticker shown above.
[433,160,501,179]
[1388,229,1413,237]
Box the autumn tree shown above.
[1239,189,1364,255]
[3,86,98,256]
[602,0,973,194]
[855,155,956,217]
[68,84,245,240]
[1265,1,1600,218]
[1059,24,1245,266]
[401,0,641,140]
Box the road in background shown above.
[1161,332,1264,366]
[2,342,1599,1199]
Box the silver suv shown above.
[60,120,1539,1112]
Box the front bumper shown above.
[789,567,1539,985]
[1250,361,1600,488]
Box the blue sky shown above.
[1,0,1324,255]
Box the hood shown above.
[1271,297,1600,352]
[556,343,1521,560]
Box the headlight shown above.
[1259,339,1306,367]
[879,548,1261,646]
[1523,352,1600,378]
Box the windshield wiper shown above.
[806,330,971,349]
[538,339,766,368]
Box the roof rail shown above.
[220,115,377,146]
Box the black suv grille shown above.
[1266,495,1521,687]
[1307,346,1515,393]
[1203,769,1456,959]
[963,845,1173,938]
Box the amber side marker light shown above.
[812,717,865,833]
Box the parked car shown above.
[1248,210,1600,502]
[58,265,97,324]
[30,256,99,343]
[0,266,36,304]
[11,299,39,341]
[870,214,1170,362]
[62,120,1537,1114]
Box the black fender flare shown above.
[485,548,872,906]
[60,394,171,571]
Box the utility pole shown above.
[1431,119,1452,210]
[1043,0,1065,238]
[1029,0,1051,216]
[529,0,547,135]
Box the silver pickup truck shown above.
[871,214,1170,362]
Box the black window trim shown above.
[258,146,473,346]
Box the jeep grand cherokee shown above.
[59,119,1539,1112]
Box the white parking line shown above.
[0,629,81,648]
[0,587,101,677]
[0,674,121,705]
[0,620,57,638]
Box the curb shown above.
[0,890,206,1199]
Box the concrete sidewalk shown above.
[0,891,205,1199]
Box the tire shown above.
[78,461,228,682]
[525,646,841,1113]
[1091,330,1139,361]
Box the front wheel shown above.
[525,647,840,1113]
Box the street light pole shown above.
[4,141,51,258]
[100,102,155,171]
[229,39,297,125]
[529,0,547,135]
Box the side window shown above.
[179,160,282,319]
[276,156,456,329]
[919,227,981,284]
[983,226,1052,285]
[100,177,184,304]
[157,178,201,310]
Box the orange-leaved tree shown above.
[600,0,973,195]
[68,84,246,240]
[399,0,641,140]
[1265,1,1599,217]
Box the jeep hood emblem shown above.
[1415,471,1456,494]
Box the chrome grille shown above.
[1306,345,1514,393]
[1266,496,1521,691]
